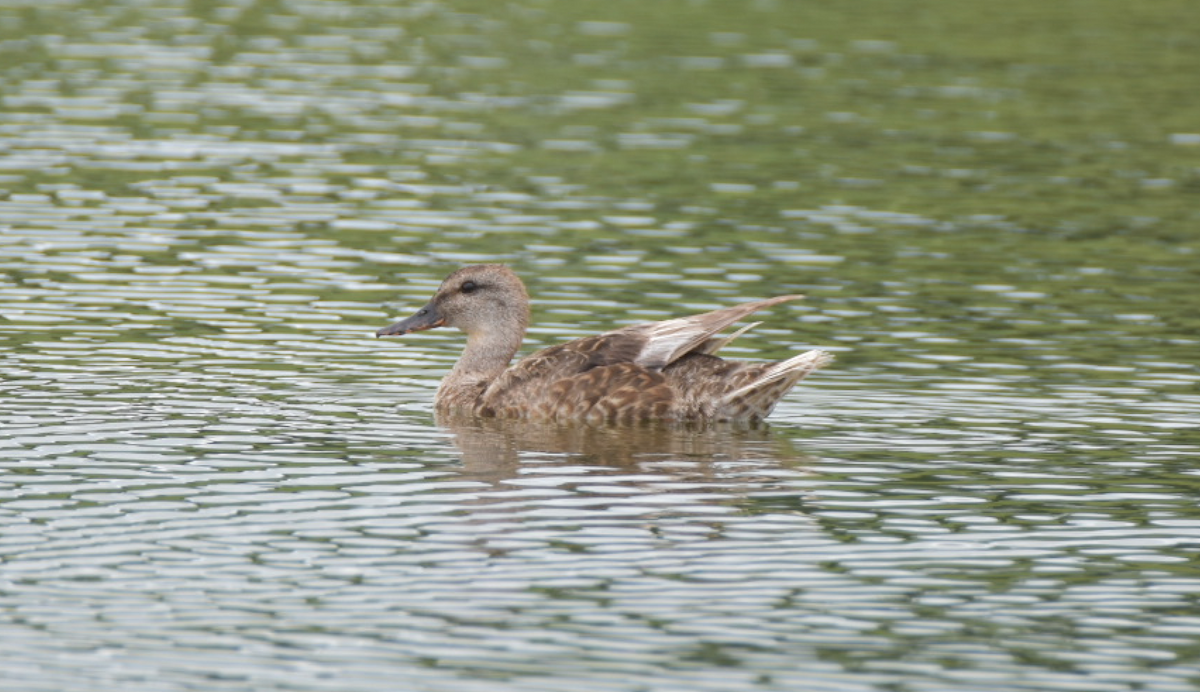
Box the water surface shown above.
[2,1,1200,691]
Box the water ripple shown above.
[3,0,1200,690]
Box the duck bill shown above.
[376,303,445,337]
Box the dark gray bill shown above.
[376,303,444,337]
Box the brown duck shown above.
[376,265,832,423]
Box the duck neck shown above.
[437,320,526,409]
[457,328,523,379]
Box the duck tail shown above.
[717,350,833,420]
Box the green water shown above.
[2,1,1199,691]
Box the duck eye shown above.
[460,280,478,294]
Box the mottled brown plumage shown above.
[376,265,832,423]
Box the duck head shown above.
[376,264,531,339]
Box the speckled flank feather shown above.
[376,265,832,423]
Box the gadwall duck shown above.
[377,265,832,423]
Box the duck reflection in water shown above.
[436,410,814,486]
[376,265,832,424]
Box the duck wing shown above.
[478,296,804,418]
[478,332,647,415]
[621,295,803,369]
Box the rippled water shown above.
[3,1,1200,690]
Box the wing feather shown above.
[625,295,803,369]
